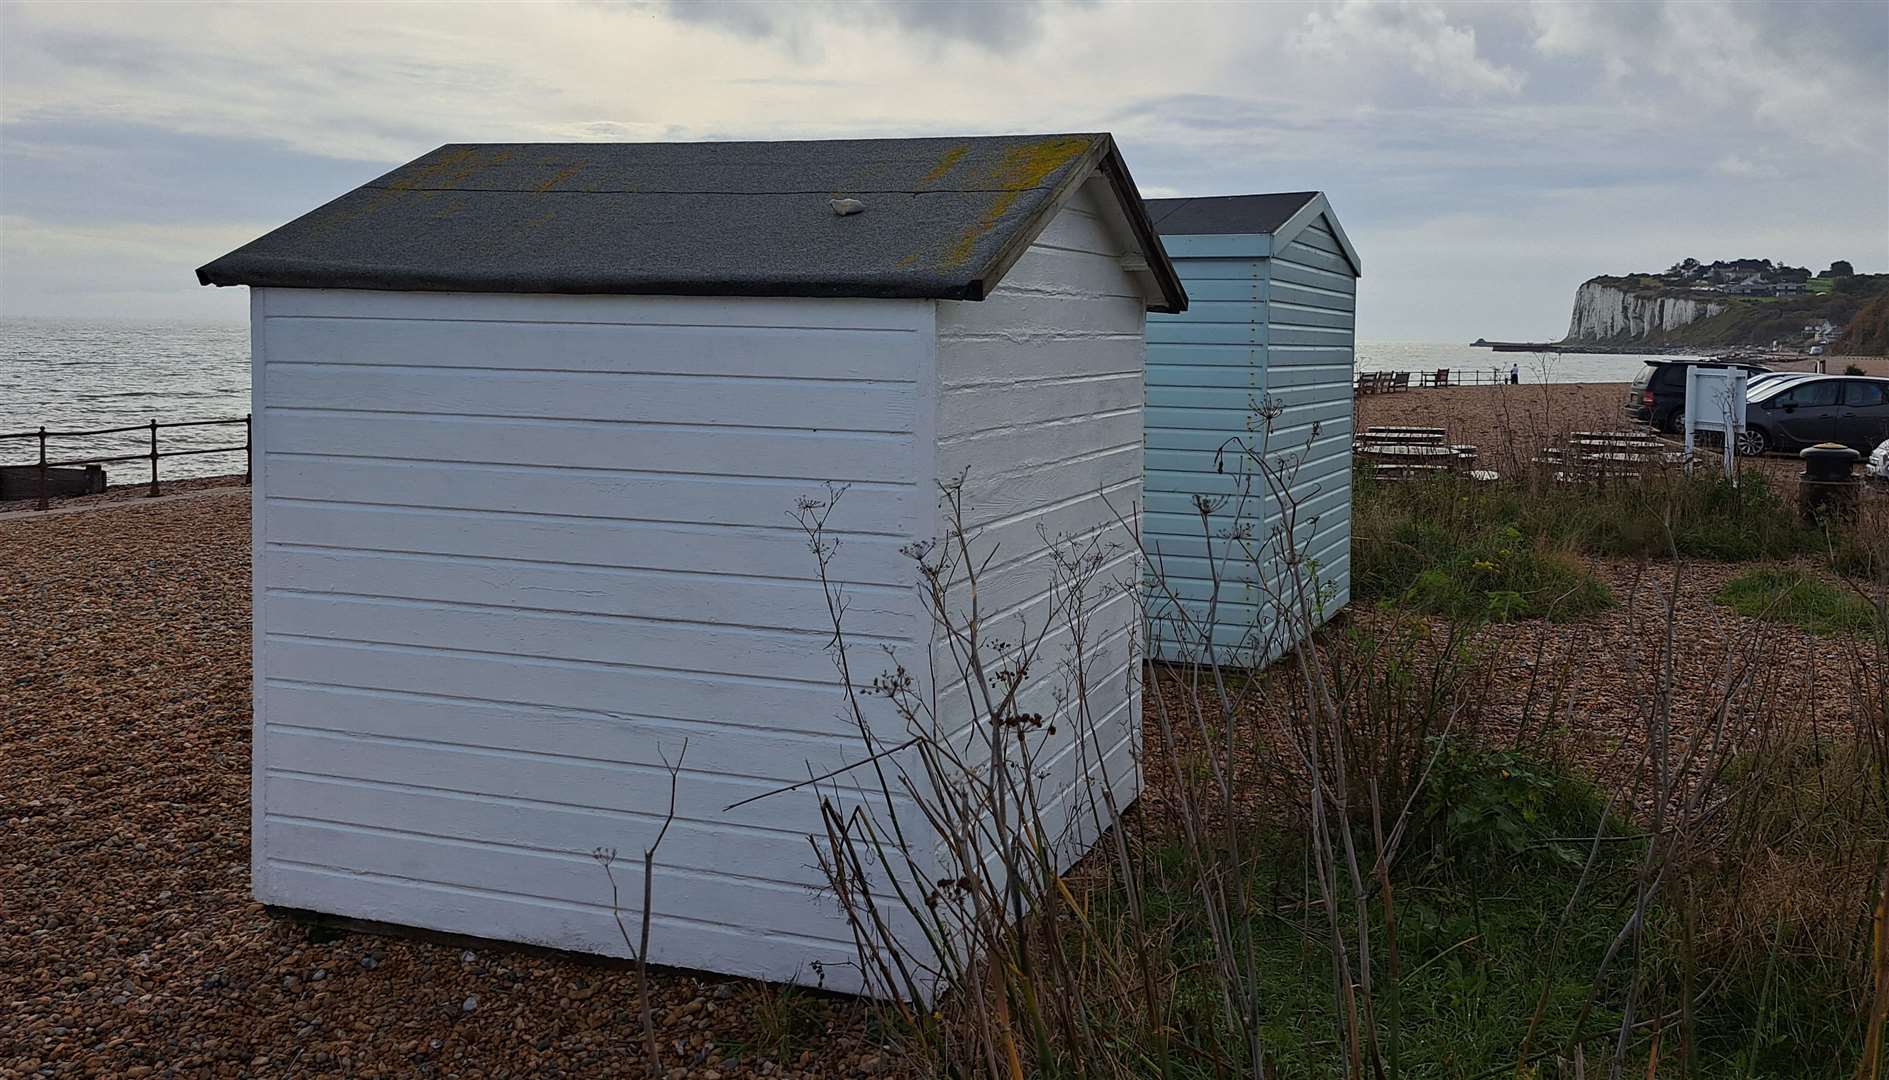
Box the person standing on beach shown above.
[1509,363,1520,385]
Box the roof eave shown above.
[1272,193,1363,278]
[1094,140,1188,313]
[194,259,986,302]
[964,134,1188,315]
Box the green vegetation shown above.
[1657,277,1889,349]
[1356,513,1611,621]
[1807,275,1834,295]
[1717,568,1882,638]
[1065,738,1871,1077]
[1352,471,1845,622]
[1835,289,1889,355]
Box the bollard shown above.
[147,419,159,497]
[1798,442,1861,523]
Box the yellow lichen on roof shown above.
[319,147,512,233]
[916,145,968,187]
[939,135,1094,270]
[533,163,586,194]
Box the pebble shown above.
[4,495,906,1077]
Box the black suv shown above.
[1626,360,1770,433]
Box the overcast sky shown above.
[1,0,1883,341]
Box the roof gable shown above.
[1144,191,1360,277]
[197,134,1186,311]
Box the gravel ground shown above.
[0,496,887,1080]
[3,481,1871,1079]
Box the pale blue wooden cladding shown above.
[1143,194,1361,663]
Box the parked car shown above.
[1626,359,1770,433]
[1868,438,1889,483]
[1738,375,1889,455]
[1744,371,1817,395]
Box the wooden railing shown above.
[0,415,251,510]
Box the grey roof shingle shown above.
[198,134,1185,311]
[1143,192,1321,237]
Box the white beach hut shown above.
[198,135,1186,994]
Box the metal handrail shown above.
[2,415,251,510]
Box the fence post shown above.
[148,419,159,497]
[36,426,48,511]
[244,414,252,486]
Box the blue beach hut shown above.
[1141,193,1362,663]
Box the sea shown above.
[0,318,1700,482]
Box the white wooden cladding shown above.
[932,181,1146,870]
[250,186,1146,993]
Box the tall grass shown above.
[755,405,1887,1078]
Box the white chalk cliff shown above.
[1565,281,1726,341]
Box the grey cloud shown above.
[657,0,1088,53]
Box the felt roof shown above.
[197,134,1185,311]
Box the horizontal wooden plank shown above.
[1027,205,1127,259]
[264,682,882,785]
[938,292,1146,340]
[944,470,1133,555]
[1277,241,1356,278]
[995,245,1145,300]
[1152,277,1262,304]
[1145,397,1345,433]
[261,592,884,684]
[1147,323,1264,346]
[261,316,924,381]
[1146,485,1349,522]
[256,859,869,992]
[942,371,1140,437]
[259,765,933,906]
[1147,437,1351,477]
[1146,363,1265,390]
[930,549,1141,670]
[1147,420,1350,459]
[263,727,882,835]
[1164,257,1265,282]
[940,334,1142,387]
[1269,325,1351,349]
[262,288,934,331]
[262,502,912,585]
[262,818,859,945]
[1269,281,1355,313]
[262,411,915,484]
[1160,234,1271,258]
[267,547,914,637]
[1261,363,1354,389]
[260,638,897,740]
[264,456,917,533]
[1270,260,1358,293]
[267,365,915,431]
[1291,218,1348,257]
[1142,498,1352,549]
[1265,304,1354,330]
[1152,299,1267,325]
[940,409,1141,476]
